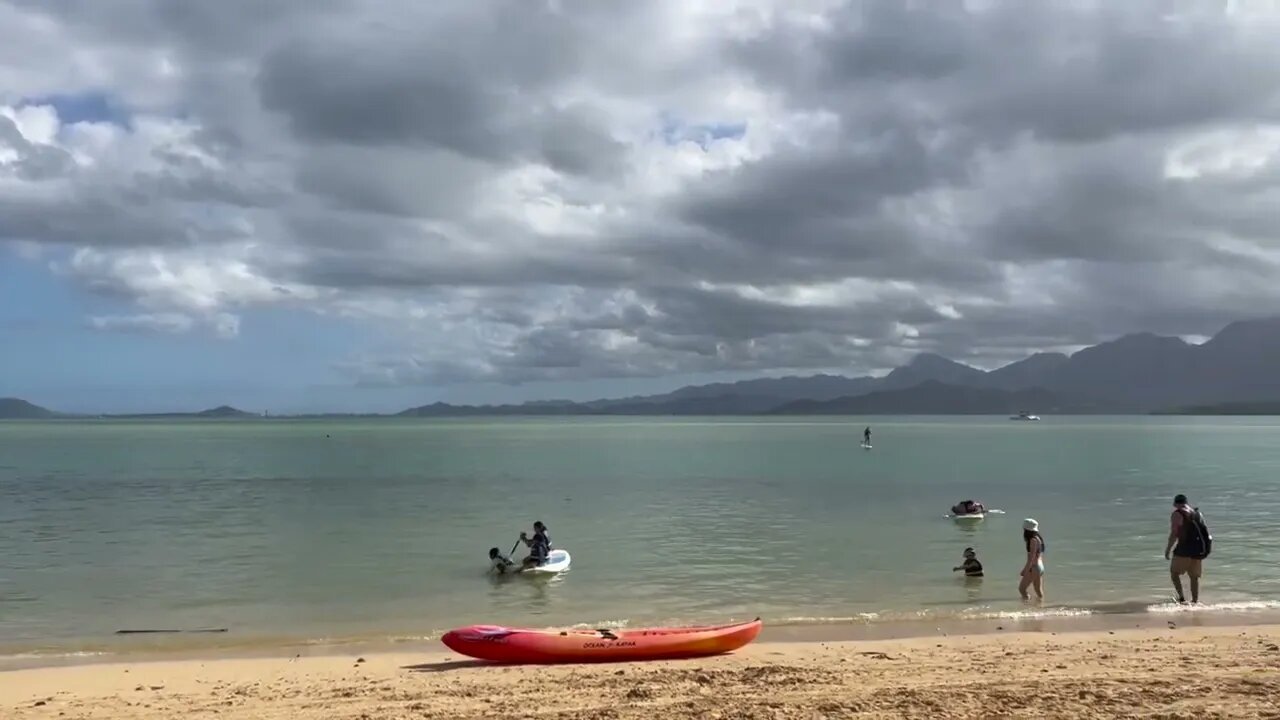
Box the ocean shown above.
[2,416,1279,662]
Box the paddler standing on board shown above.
[863,426,871,445]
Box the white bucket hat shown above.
[1022,518,1039,531]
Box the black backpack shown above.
[1178,507,1213,559]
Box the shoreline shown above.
[3,624,1279,718]
[6,603,1280,673]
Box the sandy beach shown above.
[3,625,1278,719]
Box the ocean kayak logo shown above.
[583,641,636,648]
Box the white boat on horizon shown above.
[1010,411,1041,421]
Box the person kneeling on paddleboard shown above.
[489,547,515,574]
[520,521,552,569]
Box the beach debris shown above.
[356,657,366,664]
[856,651,898,661]
[1265,644,1279,652]
[625,685,655,700]
[33,700,47,707]
[115,628,228,634]
[149,685,164,691]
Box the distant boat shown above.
[1010,411,1041,421]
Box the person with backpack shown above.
[1165,494,1212,604]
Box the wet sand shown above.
[3,624,1279,719]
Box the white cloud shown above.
[87,311,239,338]
[89,312,195,334]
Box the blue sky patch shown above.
[22,91,131,130]
[658,113,747,150]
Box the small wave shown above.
[775,614,880,626]
[384,634,440,644]
[566,619,631,631]
[0,650,109,660]
[777,598,1280,627]
[961,607,1096,620]
[1146,600,1280,614]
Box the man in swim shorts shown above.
[1165,494,1207,603]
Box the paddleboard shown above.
[951,512,985,524]
[518,548,571,575]
[861,442,872,450]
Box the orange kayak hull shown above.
[441,618,762,664]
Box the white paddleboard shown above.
[951,512,986,523]
[861,443,872,450]
[518,548,571,575]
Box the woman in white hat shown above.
[1018,518,1045,600]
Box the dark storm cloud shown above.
[254,1,631,177]
[6,0,347,59]
[292,146,488,219]
[677,127,974,247]
[731,2,1280,141]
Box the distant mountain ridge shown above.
[7,317,1280,417]
[0,401,258,420]
[769,381,1068,415]
[0,397,59,419]
[108,405,259,419]
[398,316,1280,415]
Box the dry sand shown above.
[3,625,1279,719]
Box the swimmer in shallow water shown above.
[953,547,984,577]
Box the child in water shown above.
[488,547,515,574]
[953,547,984,577]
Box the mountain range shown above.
[7,317,1280,418]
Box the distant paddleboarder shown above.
[863,427,871,446]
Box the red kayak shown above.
[441,618,762,664]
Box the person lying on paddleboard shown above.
[519,521,551,569]
[953,547,984,577]
[951,500,985,515]
[488,547,515,575]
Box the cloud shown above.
[5,1,1280,386]
[88,311,240,339]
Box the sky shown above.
[3,0,1280,414]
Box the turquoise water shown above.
[2,416,1280,658]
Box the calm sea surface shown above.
[3,416,1280,658]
